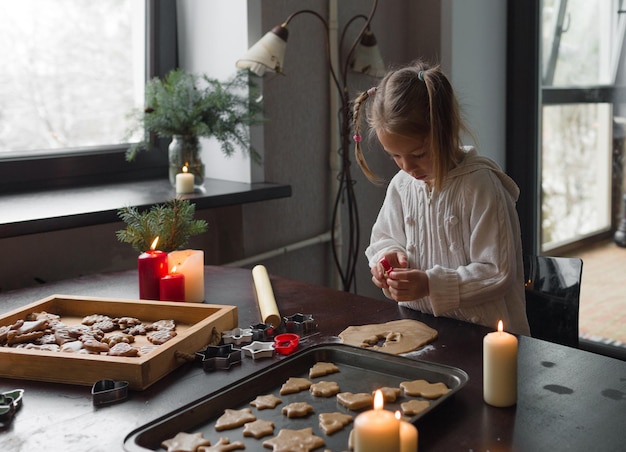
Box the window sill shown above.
[0,178,292,239]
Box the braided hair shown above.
[352,59,469,190]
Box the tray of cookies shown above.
[0,294,238,390]
[123,343,468,451]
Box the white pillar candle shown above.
[354,390,400,452]
[167,250,204,302]
[175,165,194,194]
[483,320,518,407]
[396,411,418,452]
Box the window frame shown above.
[0,0,178,194]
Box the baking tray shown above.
[124,343,468,451]
[0,294,238,390]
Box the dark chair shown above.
[523,255,583,348]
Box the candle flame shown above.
[150,237,159,250]
[171,265,177,273]
[498,320,504,332]
[395,410,401,420]
[373,389,384,410]
[183,164,189,174]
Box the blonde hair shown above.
[352,59,469,191]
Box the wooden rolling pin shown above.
[252,265,281,327]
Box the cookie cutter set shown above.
[195,312,318,372]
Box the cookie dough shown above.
[338,319,438,354]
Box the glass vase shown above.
[168,135,205,189]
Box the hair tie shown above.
[418,71,425,82]
[353,134,362,143]
[367,87,377,97]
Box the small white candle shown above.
[167,249,204,302]
[353,390,400,452]
[396,411,418,452]
[175,165,194,194]
[483,320,518,407]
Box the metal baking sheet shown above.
[124,343,468,451]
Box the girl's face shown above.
[377,130,433,183]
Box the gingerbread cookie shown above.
[310,381,340,398]
[250,394,282,410]
[82,338,110,354]
[400,379,450,399]
[401,399,430,416]
[262,427,325,452]
[336,392,373,410]
[108,342,139,357]
[319,412,353,435]
[279,377,312,395]
[242,419,275,439]
[339,319,438,354]
[161,431,211,452]
[151,319,176,331]
[147,329,177,345]
[198,437,245,451]
[376,387,402,403]
[281,402,314,418]
[215,408,257,431]
[309,362,340,378]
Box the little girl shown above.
[352,60,530,335]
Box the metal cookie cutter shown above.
[283,313,317,335]
[250,323,276,341]
[0,389,23,427]
[91,380,129,406]
[222,327,253,346]
[196,344,242,371]
[274,333,300,355]
[241,341,275,360]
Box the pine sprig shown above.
[125,69,264,162]
[116,199,208,253]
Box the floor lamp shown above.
[236,0,385,292]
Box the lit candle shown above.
[175,165,194,194]
[137,237,168,300]
[159,266,185,302]
[395,411,418,452]
[167,249,204,302]
[353,390,400,452]
[483,320,518,407]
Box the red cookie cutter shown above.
[274,333,300,355]
[379,257,393,278]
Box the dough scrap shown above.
[338,319,437,354]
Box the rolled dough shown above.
[338,319,438,354]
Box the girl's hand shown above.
[370,252,409,289]
[385,268,429,302]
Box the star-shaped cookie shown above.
[262,428,325,452]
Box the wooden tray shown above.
[0,294,238,390]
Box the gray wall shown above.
[0,1,507,298]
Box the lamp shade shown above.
[350,30,386,78]
[236,25,289,76]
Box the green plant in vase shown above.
[125,68,264,188]
[116,198,208,253]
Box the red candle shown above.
[160,267,185,302]
[138,237,168,300]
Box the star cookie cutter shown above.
[241,341,275,360]
[250,323,276,341]
[222,327,253,345]
[91,379,129,406]
[274,333,300,355]
[196,344,242,371]
[283,313,317,335]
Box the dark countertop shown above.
[0,178,291,238]
[0,266,625,451]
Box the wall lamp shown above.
[236,0,384,292]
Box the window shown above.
[540,0,626,251]
[0,0,177,193]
